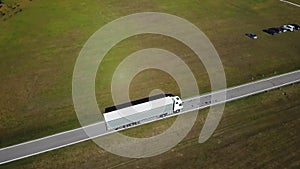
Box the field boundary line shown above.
[280,0,300,7]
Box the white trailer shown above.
[103,96,183,131]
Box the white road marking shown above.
[0,121,104,151]
[0,137,92,165]
[280,0,300,7]
[184,79,300,113]
[184,69,300,102]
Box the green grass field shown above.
[0,0,299,168]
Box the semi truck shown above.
[103,96,183,131]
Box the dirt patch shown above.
[0,0,32,21]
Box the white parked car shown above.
[288,24,295,30]
[282,25,294,32]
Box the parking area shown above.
[246,23,299,39]
[263,23,300,35]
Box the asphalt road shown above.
[0,70,300,165]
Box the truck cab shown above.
[172,96,183,113]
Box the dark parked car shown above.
[289,24,300,30]
[279,26,287,32]
[263,28,277,35]
[269,27,282,34]
[245,33,258,39]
